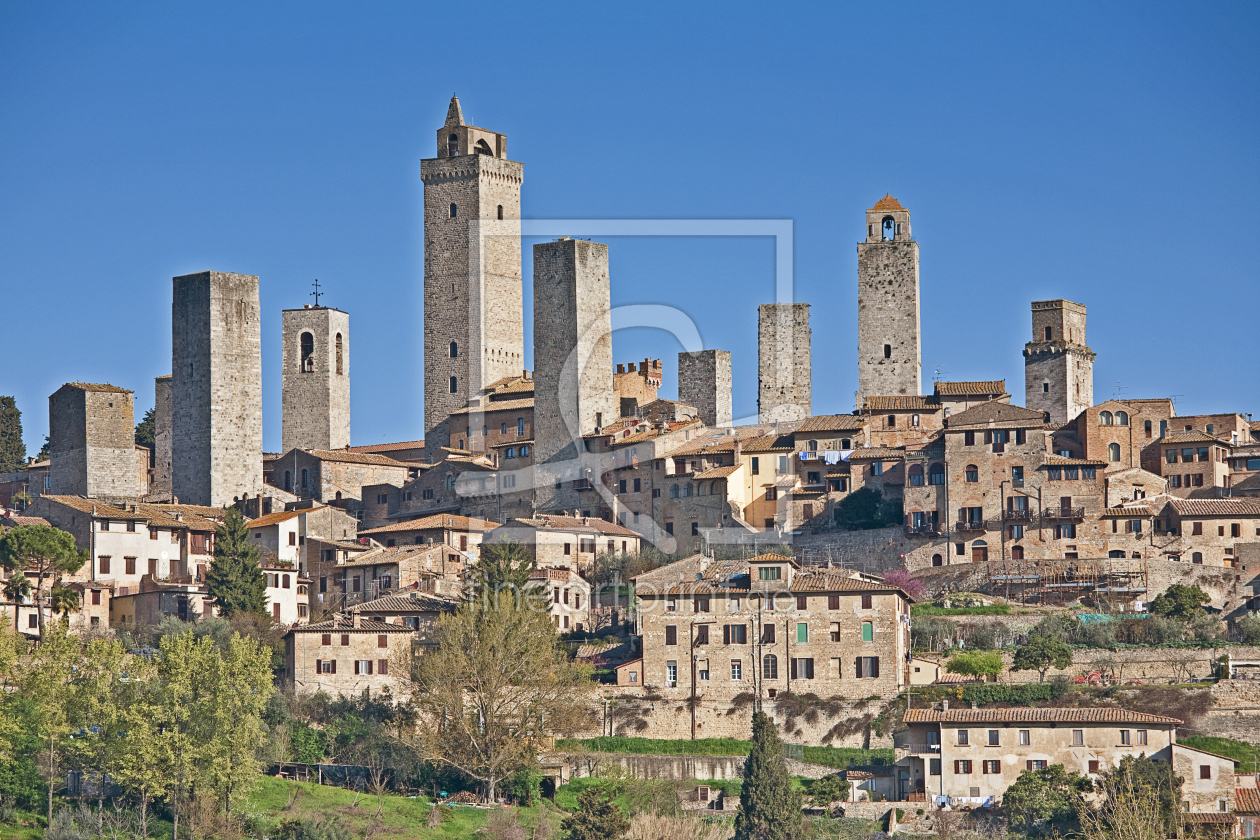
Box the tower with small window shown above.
[857,195,921,403]
[420,95,523,462]
[281,304,350,452]
[758,303,812,422]
[1023,299,1095,424]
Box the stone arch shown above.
[474,138,493,155]
[300,332,314,372]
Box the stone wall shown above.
[172,271,262,507]
[49,383,137,498]
[282,306,350,452]
[554,751,839,782]
[153,375,172,496]
[679,349,732,428]
[1023,300,1094,425]
[856,207,920,401]
[758,303,811,423]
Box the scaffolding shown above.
[991,555,1149,607]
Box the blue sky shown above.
[2,2,1257,453]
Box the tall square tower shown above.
[857,194,921,402]
[48,382,137,497]
[281,305,350,452]
[152,375,172,496]
[172,271,262,506]
[421,96,523,461]
[679,349,732,428]
[532,238,615,509]
[758,303,811,423]
[1023,299,1095,424]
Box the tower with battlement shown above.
[421,95,523,462]
[282,305,350,452]
[172,271,262,506]
[49,382,137,497]
[679,349,732,428]
[857,194,921,403]
[758,304,811,423]
[1024,299,1095,423]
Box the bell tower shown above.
[420,95,523,461]
[856,194,921,403]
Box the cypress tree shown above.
[0,396,26,473]
[735,710,803,840]
[206,507,268,617]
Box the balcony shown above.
[572,479,593,491]
[955,519,987,532]
[904,525,940,537]
[894,743,942,761]
[1044,506,1086,519]
[1002,508,1033,521]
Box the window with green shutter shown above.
[862,622,873,642]
[796,623,808,643]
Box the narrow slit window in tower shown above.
[1045,326,1053,340]
[449,376,458,394]
[300,332,314,372]
[497,205,503,220]
[335,333,343,375]
[884,344,892,359]
[449,341,458,358]
[449,203,457,218]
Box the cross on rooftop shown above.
[311,279,323,307]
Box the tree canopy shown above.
[946,650,1003,680]
[1001,763,1092,834]
[206,508,268,618]
[832,487,902,531]
[468,539,536,604]
[1150,584,1209,619]
[135,406,156,449]
[1011,633,1073,682]
[0,396,25,473]
[0,524,87,637]
[734,710,802,840]
[560,788,629,840]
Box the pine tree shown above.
[734,711,803,840]
[559,788,629,840]
[0,396,26,473]
[469,539,536,604]
[135,407,156,449]
[206,508,268,617]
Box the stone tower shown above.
[758,304,811,423]
[172,271,262,507]
[152,375,172,496]
[679,349,732,428]
[857,194,921,402]
[532,238,615,508]
[48,382,137,497]
[421,95,523,461]
[282,305,350,452]
[1024,299,1095,424]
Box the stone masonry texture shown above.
[532,238,616,511]
[421,98,523,462]
[679,349,732,428]
[153,375,172,495]
[282,306,351,452]
[857,199,921,403]
[1024,299,1095,425]
[171,271,262,507]
[758,303,811,423]
[49,383,137,497]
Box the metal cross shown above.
[311,279,323,307]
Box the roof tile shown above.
[903,708,1181,725]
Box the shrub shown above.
[945,650,1003,680]
[832,488,901,531]
[910,616,955,651]
[1237,612,1260,645]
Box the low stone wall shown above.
[551,751,838,782]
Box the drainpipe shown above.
[690,617,697,740]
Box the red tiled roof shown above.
[305,449,412,468]
[863,396,939,411]
[871,193,904,211]
[247,509,305,528]
[1161,431,1227,445]
[695,465,740,480]
[848,447,906,460]
[903,708,1181,725]
[359,514,500,534]
[287,615,413,634]
[796,415,867,433]
[502,515,640,538]
[62,382,132,394]
[934,381,1006,397]
[346,440,425,454]
[449,398,533,415]
[1167,499,1260,517]
[1236,787,1260,813]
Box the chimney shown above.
[970,701,978,709]
[940,699,949,711]
[352,611,361,628]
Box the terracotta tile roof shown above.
[1166,498,1260,517]
[1102,505,1154,517]
[1161,431,1226,445]
[489,378,535,395]
[344,543,454,567]
[903,708,1182,725]
[790,571,914,597]
[935,672,985,685]
[947,400,1048,428]
[63,382,132,394]
[934,381,1006,397]
[346,440,425,454]
[695,465,740,480]
[3,514,50,527]
[871,193,904,211]
[1236,787,1260,813]
[863,395,939,411]
[135,504,220,531]
[796,414,867,433]
[502,515,640,538]
[449,398,534,415]
[288,615,413,634]
[1043,455,1109,467]
[353,591,458,613]
[847,447,906,460]
[41,496,145,519]
[305,449,412,468]
[359,514,500,534]
[664,424,796,457]
[741,434,796,453]
[247,509,305,528]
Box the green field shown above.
[910,604,1012,616]
[554,736,892,768]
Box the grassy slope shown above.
[1178,736,1260,771]
[555,736,892,768]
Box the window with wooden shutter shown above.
[330,660,336,674]
[828,595,839,610]
[954,760,961,774]
[855,657,864,678]
[695,625,709,645]
[762,623,775,644]
[378,635,388,648]
[378,659,388,675]
[1088,761,1100,774]
[665,625,677,645]
[723,625,731,645]
[797,596,807,610]
[861,594,872,609]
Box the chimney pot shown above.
[352,611,361,628]
[941,699,949,710]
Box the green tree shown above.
[1011,633,1073,682]
[409,597,591,802]
[2,574,31,638]
[155,631,221,840]
[201,632,275,812]
[1001,763,1091,834]
[206,508,268,617]
[0,524,87,638]
[832,487,901,531]
[1150,584,1209,619]
[560,788,629,840]
[36,435,50,462]
[0,397,25,473]
[946,650,1003,681]
[470,540,537,604]
[809,773,850,809]
[0,614,22,764]
[49,586,79,620]
[14,618,81,825]
[734,710,802,840]
[1079,755,1182,840]
[1237,612,1260,645]
[134,407,156,449]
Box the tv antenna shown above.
[311,279,323,307]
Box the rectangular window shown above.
[1027,760,1047,771]
[665,625,677,645]
[695,624,709,645]
[125,557,136,575]
[854,656,879,678]
[1119,730,1130,746]
[958,730,969,746]
[988,730,1000,746]
[930,758,941,776]
[954,760,973,774]
[797,596,808,610]
[1137,730,1147,745]
[871,461,883,476]
[1072,730,1084,746]
[695,597,710,613]
[1019,729,1030,745]
[828,595,840,610]
[1088,760,1100,774]
[762,623,776,644]
[1193,521,1202,535]
[354,660,373,675]
[1167,449,1178,464]
[965,431,975,446]
[634,478,641,492]
[861,622,873,642]
[91,590,101,606]
[665,661,677,687]
[730,659,742,680]
[1200,765,1212,780]
[758,566,782,580]
[790,658,814,679]
[796,623,808,643]
[751,457,759,475]
[341,634,350,646]
[983,760,1001,775]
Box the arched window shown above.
[335,491,341,500]
[284,470,292,491]
[1192,552,1203,564]
[881,215,895,240]
[449,376,458,394]
[449,341,459,358]
[300,332,314,372]
[1100,411,1112,425]
[932,553,943,567]
[883,344,892,359]
[474,138,493,155]
[696,482,706,496]
[683,484,693,497]
[449,203,457,218]
[965,465,979,482]
[841,439,851,450]
[445,475,455,490]
[1108,443,1121,462]
[497,205,503,220]
[301,468,308,489]
[335,333,343,374]
[1011,546,1024,560]
[669,484,679,499]
[808,440,818,452]
[887,414,896,428]
[928,463,946,485]
[1116,411,1129,426]
[763,653,778,680]
[447,133,458,156]
[908,464,924,486]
